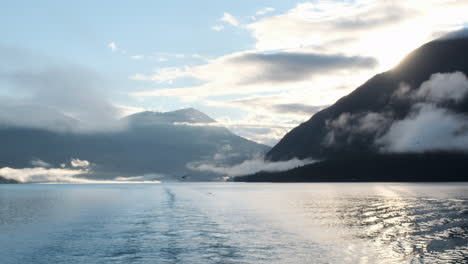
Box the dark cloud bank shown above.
[232,52,377,84]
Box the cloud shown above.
[0,158,163,183]
[0,158,91,183]
[221,12,240,27]
[130,55,144,60]
[226,95,328,116]
[414,71,468,103]
[0,166,90,183]
[108,41,118,52]
[377,72,468,152]
[0,166,162,184]
[188,157,315,178]
[0,100,78,132]
[128,1,468,145]
[130,50,377,99]
[174,94,327,146]
[0,48,128,133]
[113,174,165,182]
[70,158,90,168]
[130,67,189,83]
[247,1,468,69]
[30,159,52,168]
[271,103,327,115]
[324,111,392,146]
[377,104,468,153]
[211,25,224,31]
[256,7,275,16]
[173,111,296,146]
[324,72,468,153]
[229,52,377,85]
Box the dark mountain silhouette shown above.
[238,30,468,182]
[234,153,468,182]
[0,108,269,181]
[0,176,18,184]
[267,34,468,161]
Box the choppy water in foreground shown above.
[0,183,467,264]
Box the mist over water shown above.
[0,183,467,264]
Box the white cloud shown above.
[114,173,165,182]
[70,158,90,168]
[188,157,315,178]
[0,166,162,184]
[130,67,189,83]
[221,12,240,27]
[256,7,275,16]
[0,158,164,184]
[130,55,144,60]
[129,1,468,146]
[414,71,468,103]
[211,25,224,31]
[377,72,468,153]
[247,0,468,70]
[130,50,376,101]
[323,72,468,153]
[30,159,52,168]
[108,41,118,52]
[0,166,90,183]
[377,104,468,153]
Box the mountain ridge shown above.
[267,35,468,161]
[0,108,269,182]
[125,108,217,126]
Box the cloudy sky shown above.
[1,0,468,145]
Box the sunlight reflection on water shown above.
[0,183,467,264]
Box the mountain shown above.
[234,153,468,182]
[125,108,216,125]
[0,176,18,184]
[267,32,468,161]
[0,108,269,181]
[236,30,468,182]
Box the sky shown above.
[1,0,468,145]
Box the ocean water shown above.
[0,183,467,264]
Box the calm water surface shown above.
[0,183,467,264]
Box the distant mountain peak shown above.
[125,108,216,126]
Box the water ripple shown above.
[0,183,467,263]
